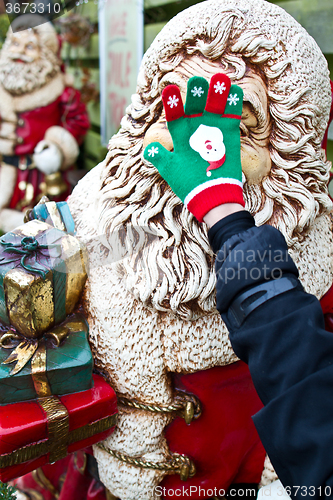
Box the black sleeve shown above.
[209,211,333,499]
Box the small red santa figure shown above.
[0,17,90,232]
[189,124,226,176]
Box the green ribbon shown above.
[0,236,60,278]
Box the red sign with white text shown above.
[99,0,143,144]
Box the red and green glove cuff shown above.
[144,73,244,222]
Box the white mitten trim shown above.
[44,126,79,169]
[33,140,63,175]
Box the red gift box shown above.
[0,374,118,482]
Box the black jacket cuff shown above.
[208,211,255,254]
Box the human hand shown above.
[143,73,244,222]
[33,140,63,175]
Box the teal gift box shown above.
[0,220,88,339]
[0,315,93,405]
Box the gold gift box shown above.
[1,220,88,338]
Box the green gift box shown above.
[0,220,88,339]
[0,315,93,405]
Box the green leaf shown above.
[0,482,17,500]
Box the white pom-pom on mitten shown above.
[33,140,63,175]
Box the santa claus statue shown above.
[0,17,89,233]
[65,0,333,498]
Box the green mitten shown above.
[143,73,244,222]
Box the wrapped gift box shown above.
[0,220,88,338]
[28,200,76,235]
[0,374,118,482]
[0,315,93,405]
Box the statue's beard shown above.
[99,141,328,320]
[0,56,58,95]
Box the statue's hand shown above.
[144,73,244,222]
[33,140,63,175]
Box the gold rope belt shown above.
[97,443,196,482]
[118,390,201,425]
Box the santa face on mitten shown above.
[189,125,226,176]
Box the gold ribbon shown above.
[0,317,87,376]
[38,396,69,463]
[0,414,118,468]
[30,340,52,398]
[0,333,38,375]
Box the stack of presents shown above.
[0,200,117,482]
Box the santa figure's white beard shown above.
[0,57,58,95]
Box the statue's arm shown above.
[211,210,333,498]
[33,88,90,175]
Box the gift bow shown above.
[0,235,62,279]
[0,318,85,375]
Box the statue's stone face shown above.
[143,55,272,185]
[6,31,41,63]
[0,29,58,95]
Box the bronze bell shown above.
[43,172,68,197]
